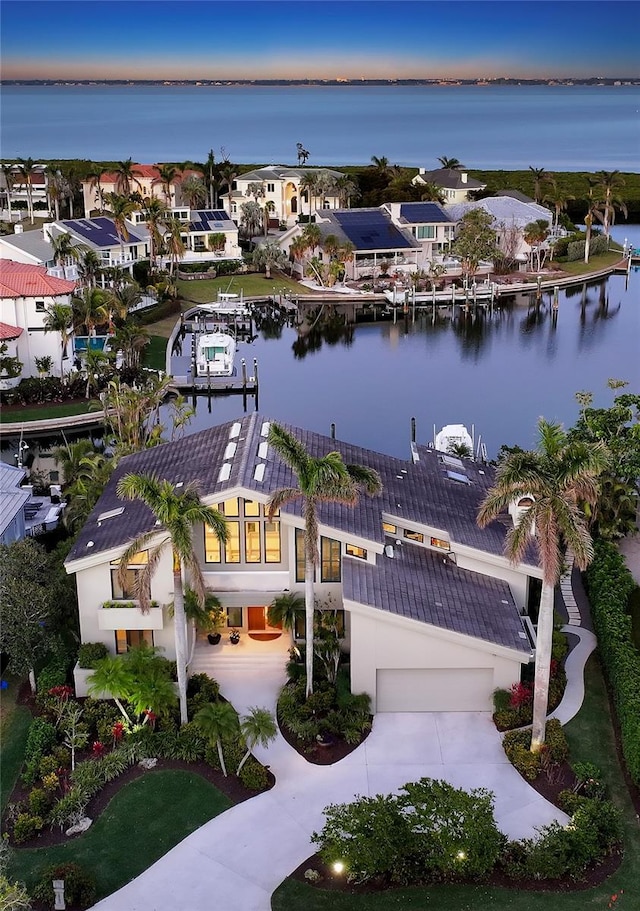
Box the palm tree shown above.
[45,166,64,220]
[302,222,321,257]
[543,185,575,230]
[267,591,305,640]
[156,164,179,206]
[113,158,142,196]
[528,166,551,204]
[237,707,277,775]
[116,474,228,725]
[65,452,116,531]
[266,423,382,697]
[86,166,107,215]
[1,164,15,221]
[141,197,167,271]
[111,320,149,371]
[220,162,238,217]
[71,287,109,335]
[76,248,102,288]
[477,419,608,751]
[323,234,340,261]
[583,181,603,265]
[194,701,239,776]
[164,216,186,279]
[53,437,97,486]
[105,193,138,260]
[204,149,220,208]
[299,172,318,219]
[50,232,79,267]
[239,200,263,241]
[252,240,288,278]
[594,170,627,239]
[180,175,207,210]
[334,174,357,208]
[106,283,142,327]
[83,348,110,398]
[523,220,550,272]
[43,302,73,377]
[438,156,463,169]
[419,182,446,205]
[16,157,39,223]
[87,654,133,723]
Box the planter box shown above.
[97,605,164,631]
[73,662,107,699]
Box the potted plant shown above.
[205,600,225,645]
[229,628,240,645]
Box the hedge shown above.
[567,234,609,262]
[585,540,640,785]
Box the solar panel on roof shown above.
[332,210,414,251]
[399,203,451,224]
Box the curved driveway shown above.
[91,664,567,911]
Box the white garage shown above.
[376,667,495,713]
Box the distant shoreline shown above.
[2,78,639,88]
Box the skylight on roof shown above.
[229,422,241,439]
[218,463,231,482]
[446,470,471,485]
[97,506,124,523]
[442,455,464,469]
[260,421,270,437]
[258,441,268,459]
[254,463,266,482]
[224,442,237,460]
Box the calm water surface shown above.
[183,225,639,460]
[2,84,638,169]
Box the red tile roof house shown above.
[66,414,539,713]
[0,259,76,381]
[81,165,205,218]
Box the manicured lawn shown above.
[0,400,100,424]
[10,771,232,901]
[142,334,168,370]
[0,677,31,814]
[177,271,311,304]
[556,250,626,276]
[272,654,638,910]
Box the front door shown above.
[247,606,266,631]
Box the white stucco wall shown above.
[347,604,525,712]
[1,291,74,378]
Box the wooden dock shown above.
[169,355,259,401]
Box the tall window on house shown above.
[204,498,281,566]
[295,528,306,582]
[264,522,281,563]
[115,629,153,654]
[416,225,435,239]
[244,521,261,563]
[110,552,148,600]
[204,526,221,562]
[321,537,341,582]
[225,522,241,563]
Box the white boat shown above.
[195,332,236,377]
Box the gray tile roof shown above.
[238,166,345,183]
[417,169,486,191]
[0,230,54,265]
[343,543,530,653]
[0,463,29,539]
[446,197,552,229]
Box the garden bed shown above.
[277,711,370,765]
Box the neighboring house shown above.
[280,205,454,280]
[446,197,555,266]
[0,224,56,268]
[226,166,345,227]
[46,218,150,271]
[412,168,486,203]
[65,414,538,713]
[0,462,65,545]
[81,164,203,218]
[130,207,241,261]
[382,202,456,262]
[0,259,76,378]
[0,163,49,213]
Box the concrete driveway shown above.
[91,665,567,911]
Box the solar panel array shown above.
[332,210,416,251]
[399,203,452,224]
[63,217,143,247]
[189,210,233,232]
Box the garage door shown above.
[376,668,494,712]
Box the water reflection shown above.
[292,305,355,359]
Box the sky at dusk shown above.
[1,0,638,81]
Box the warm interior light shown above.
[332,861,345,874]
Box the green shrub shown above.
[22,719,57,786]
[34,862,96,910]
[572,761,607,799]
[49,789,89,831]
[37,658,69,694]
[28,788,52,818]
[77,642,108,669]
[545,718,569,762]
[312,778,504,885]
[38,753,59,780]
[552,629,569,662]
[239,757,269,791]
[176,722,207,762]
[585,541,640,786]
[557,789,588,814]
[13,813,44,844]
[492,688,511,712]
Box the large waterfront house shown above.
[225,166,345,227]
[45,218,151,272]
[129,207,241,262]
[0,163,49,218]
[65,414,538,713]
[279,203,455,281]
[80,164,204,219]
[0,259,76,381]
[412,167,486,203]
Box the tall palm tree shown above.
[114,158,142,197]
[116,474,228,725]
[239,200,263,240]
[204,148,219,208]
[16,157,39,224]
[45,166,64,221]
[334,174,357,208]
[50,232,79,266]
[266,423,382,697]
[438,156,463,169]
[477,419,608,752]
[543,185,575,230]
[156,164,179,206]
[583,181,604,265]
[71,287,109,335]
[194,701,239,776]
[220,162,238,217]
[76,247,102,288]
[594,170,627,239]
[299,172,318,219]
[237,707,277,775]
[180,175,207,210]
[1,164,15,221]
[53,437,97,486]
[43,302,74,377]
[164,216,186,278]
[141,197,167,271]
[528,166,551,204]
[105,193,138,260]
[86,166,107,215]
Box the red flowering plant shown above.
[92,741,106,758]
[46,685,75,726]
[509,682,533,709]
[112,721,125,748]
[143,710,157,729]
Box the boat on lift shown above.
[195,332,236,377]
[431,423,487,461]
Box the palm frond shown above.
[346,464,383,496]
[267,423,311,475]
[266,487,301,520]
[133,543,165,613]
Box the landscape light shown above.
[332,861,345,874]
[456,850,466,861]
